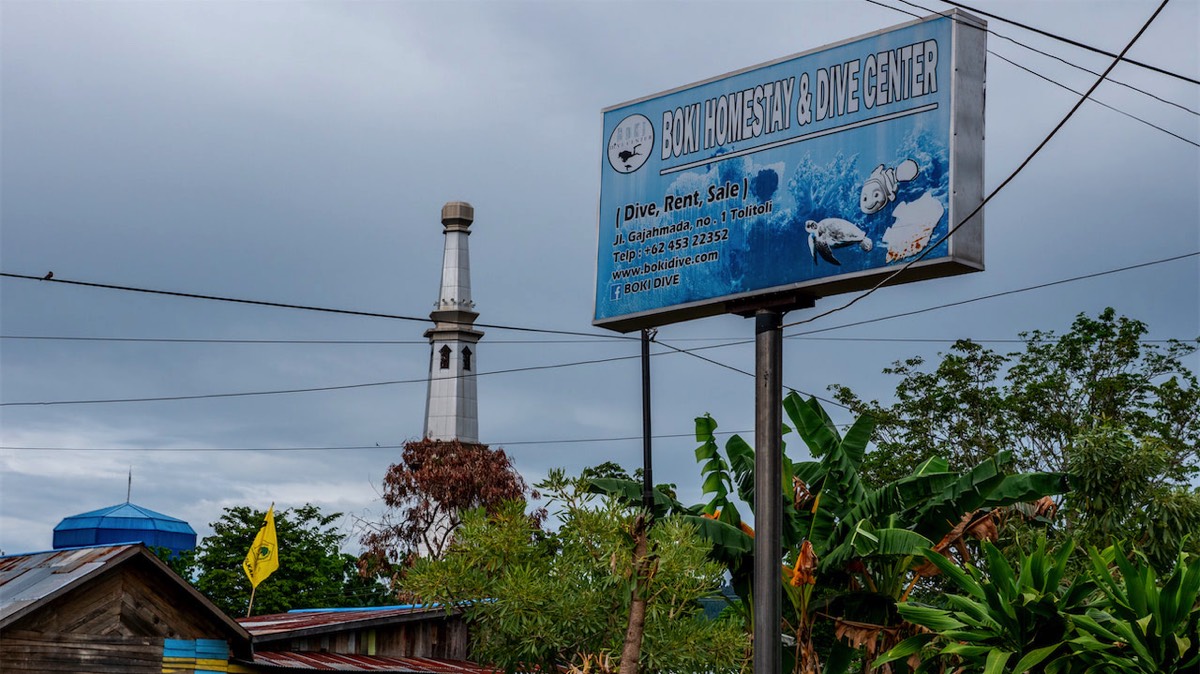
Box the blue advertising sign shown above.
[595,11,986,331]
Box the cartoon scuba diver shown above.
[860,158,920,215]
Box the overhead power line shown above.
[3,251,1194,407]
[0,271,638,342]
[0,339,850,412]
[0,335,619,345]
[0,444,404,452]
[786,252,1200,338]
[0,352,645,407]
[0,431,735,452]
[5,249,1195,356]
[871,0,1200,116]
[782,0,1174,330]
[988,50,1198,147]
[937,0,1200,85]
[2,333,1186,346]
[870,0,1200,145]
[650,251,1200,356]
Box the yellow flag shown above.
[243,505,279,588]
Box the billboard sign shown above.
[594,11,986,331]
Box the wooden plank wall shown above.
[118,562,233,638]
[0,629,161,674]
[10,557,236,640]
[265,616,469,659]
[11,568,125,634]
[375,617,469,659]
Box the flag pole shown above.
[247,584,257,618]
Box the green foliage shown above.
[589,395,1066,673]
[831,308,1198,485]
[878,537,1097,673]
[1078,543,1200,673]
[150,546,196,580]
[691,393,1067,584]
[880,539,1200,673]
[1066,424,1200,572]
[403,471,747,674]
[185,504,391,617]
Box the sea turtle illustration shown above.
[806,218,873,266]
[860,158,920,214]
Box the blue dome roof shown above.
[53,502,197,556]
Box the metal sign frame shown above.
[594,10,986,332]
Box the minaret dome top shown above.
[441,201,474,231]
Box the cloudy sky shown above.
[2,0,1196,557]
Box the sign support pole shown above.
[641,328,656,515]
[753,308,784,674]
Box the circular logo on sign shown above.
[608,114,654,174]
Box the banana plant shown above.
[588,393,1068,673]
[784,395,1068,603]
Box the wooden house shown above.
[0,543,250,673]
[237,605,484,672]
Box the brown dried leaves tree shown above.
[359,439,538,580]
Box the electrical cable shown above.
[781,0,1174,330]
[936,0,1200,86]
[0,444,404,452]
[785,252,1200,338]
[869,0,1200,116]
[0,272,638,343]
[988,49,1198,147]
[6,249,1194,353]
[0,335,619,345]
[872,0,1200,146]
[649,337,855,411]
[4,250,1193,407]
[0,340,851,412]
[981,33,1199,118]
[650,251,1199,356]
[0,352,645,407]
[0,432,733,452]
[2,333,1185,346]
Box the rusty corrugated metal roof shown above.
[0,543,251,647]
[0,544,141,626]
[241,606,457,639]
[250,651,495,673]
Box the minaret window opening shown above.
[462,346,473,371]
[439,345,451,370]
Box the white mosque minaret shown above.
[423,201,483,444]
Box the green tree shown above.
[187,504,391,617]
[1065,423,1200,572]
[831,308,1200,569]
[403,470,748,674]
[150,546,196,580]
[830,308,1198,485]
